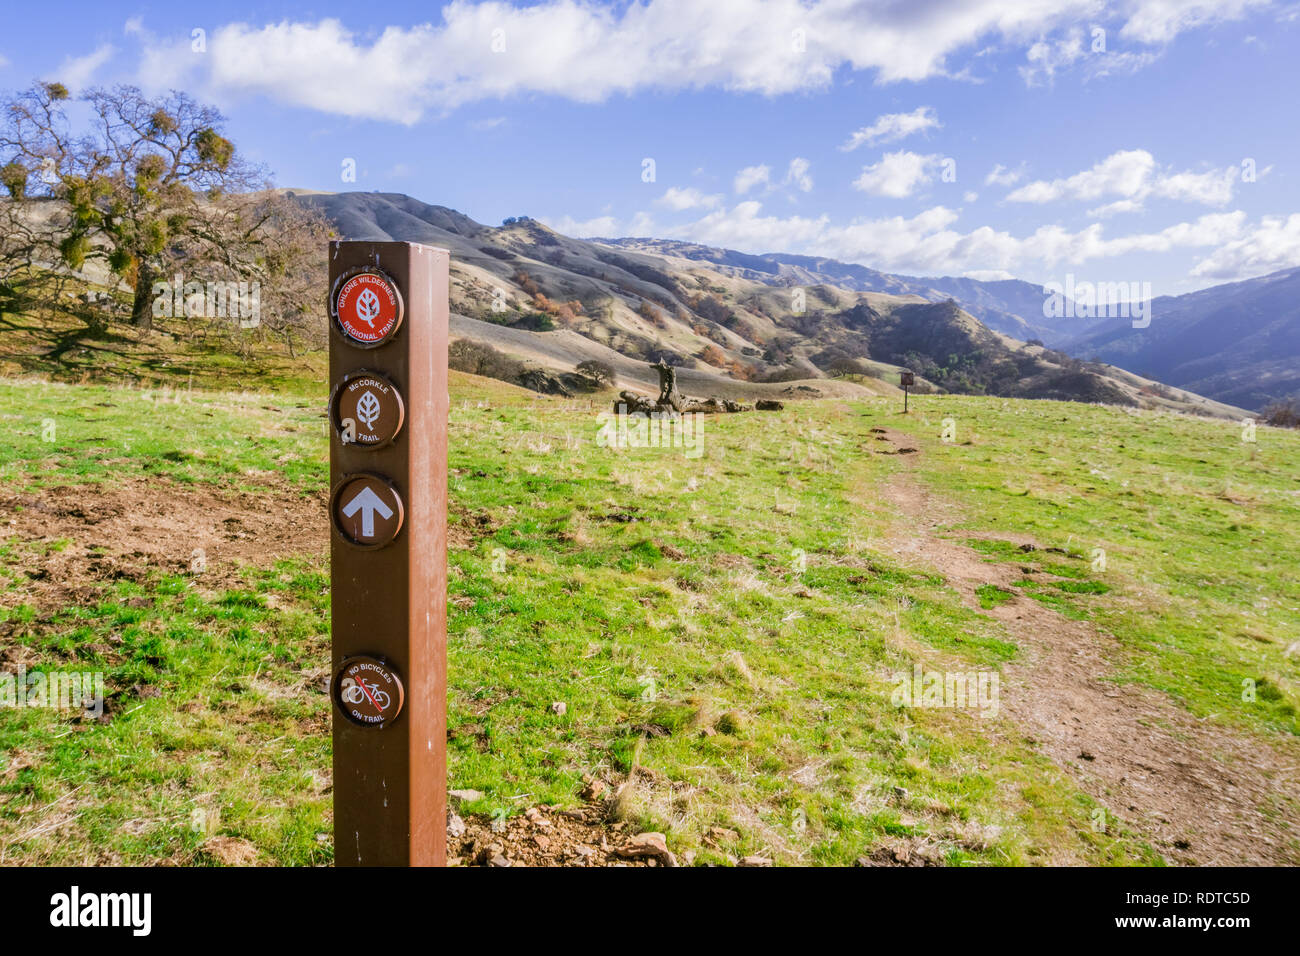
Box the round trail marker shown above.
[333,656,405,728]
[332,268,404,346]
[330,473,405,548]
[331,370,406,449]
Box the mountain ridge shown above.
[292,190,1250,418]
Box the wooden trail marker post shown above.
[900,370,915,414]
[328,241,449,866]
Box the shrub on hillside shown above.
[755,366,807,383]
[690,293,733,325]
[512,311,554,331]
[637,300,668,329]
[1263,399,1300,428]
[513,269,541,297]
[575,359,616,388]
[449,339,524,383]
[698,344,728,368]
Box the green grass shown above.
[975,584,1015,610]
[0,561,333,865]
[871,396,1300,736]
[0,379,328,492]
[6,371,1294,865]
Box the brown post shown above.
[328,241,449,866]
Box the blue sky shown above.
[3,0,1299,296]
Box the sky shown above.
[3,0,1299,297]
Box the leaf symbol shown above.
[356,288,381,327]
[357,390,381,432]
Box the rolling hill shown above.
[294,191,1244,419]
[599,239,1096,346]
[1062,266,1300,412]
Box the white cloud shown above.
[1190,213,1300,279]
[852,151,944,199]
[963,191,979,203]
[572,199,1257,282]
[840,106,939,151]
[1009,150,1155,202]
[784,157,813,192]
[49,44,115,92]
[734,164,771,195]
[470,116,506,130]
[540,213,622,237]
[539,193,1290,294]
[1007,149,1239,209]
[657,186,722,210]
[123,1,1246,121]
[1019,29,1090,85]
[733,159,812,196]
[1087,199,1144,217]
[1020,3,1261,87]
[0,53,9,70]
[1017,26,1162,86]
[1121,0,1272,44]
[1153,166,1239,205]
[984,163,1026,187]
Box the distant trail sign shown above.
[900,369,915,414]
[328,242,449,867]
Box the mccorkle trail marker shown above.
[327,242,450,866]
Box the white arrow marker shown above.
[341,486,394,538]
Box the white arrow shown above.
[341,486,394,538]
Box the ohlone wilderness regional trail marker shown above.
[328,243,450,867]
[333,268,405,345]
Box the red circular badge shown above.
[332,269,403,346]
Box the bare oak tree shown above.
[0,81,329,347]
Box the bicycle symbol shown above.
[341,677,391,712]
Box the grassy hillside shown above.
[1,367,1295,865]
[296,192,1244,417]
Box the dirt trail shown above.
[873,427,1298,866]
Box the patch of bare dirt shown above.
[448,801,672,867]
[0,476,326,618]
[446,504,499,549]
[199,835,262,866]
[873,427,1300,866]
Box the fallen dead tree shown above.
[613,360,782,414]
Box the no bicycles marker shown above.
[333,657,405,728]
[327,244,450,866]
